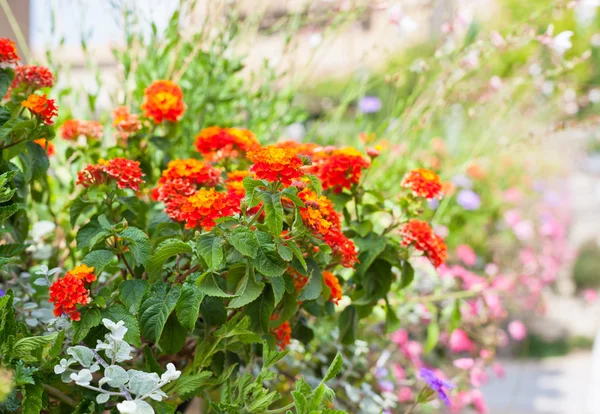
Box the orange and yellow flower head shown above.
[313,147,370,193]
[60,119,103,141]
[195,127,260,161]
[0,38,19,65]
[21,94,58,125]
[401,168,443,200]
[247,145,304,185]
[141,80,185,124]
[180,188,240,230]
[113,106,142,140]
[159,159,221,187]
[48,265,96,321]
[400,219,447,268]
[34,139,55,156]
[11,65,54,91]
[77,158,144,191]
[323,271,343,304]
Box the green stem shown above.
[265,402,295,414]
[247,205,265,227]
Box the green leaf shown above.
[254,248,286,277]
[175,283,204,331]
[70,197,94,227]
[260,191,283,236]
[243,177,264,208]
[147,239,192,281]
[24,141,49,181]
[138,283,181,343]
[305,174,322,196]
[400,260,415,289]
[424,321,440,354]
[197,272,234,297]
[244,286,275,334]
[14,361,37,386]
[0,68,14,99]
[0,203,18,222]
[82,250,114,274]
[199,297,227,327]
[354,233,387,277]
[270,276,285,306]
[0,186,16,204]
[120,227,151,266]
[384,300,401,334]
[102,303,142,347]
[298,259,322,301]
[228,227,259,258]
[282,186,305,207]
[322,352,344,382]
[287,240,307,271]
[172,371,213,399]
[12,333,58,359]
[338,305,358,345]
[119,280,150,314]
[276,241,293,261]
[72,307,102,343]
[158,314,186,354]
[76,220,106,251]
[228,273,265,309]
[196,233,224,270]
[22,380,44,414]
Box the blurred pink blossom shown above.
[584,289,598,304]
[456,244,477,267]
[508,320,527,341]
[493,362,506,378]
[453,358,475,370]
[503,187,522,203]
[398,386,413,402]
[393,363,406,380]
[491,31,506,48]
[470,365,489,387]
[391,329,408,346]
[449,329,475,353]
[470,389,489,413]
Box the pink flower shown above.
[393,363,406,380]
[453,358,475,370]
[403,341,423,366]
[470,389,489,413]
[391,329,408,346]
[479,349,492,359]
[491,31,506,48]
[470,365,489,388]
[398,386,413,402]
[493,362,505,378]
[508,320,527,341]
[456,244,477,267]
[451,391,471,413]
[503,187,521,203]
[489,76,503,91]
[584,289,598,304]
[449,329,474,353]
[504,209,521,226]
[484,294,506,319]
[514,220,535,241]
[485,263,499,276]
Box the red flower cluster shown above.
[299,190,358,268]
[400,219,447,267]
[141,80,185,123]
[313,147,370,193]
[275,140,320,157]
[34,139,55,156]
[21,94,58,125]
[401,168,443,200]
[289,268,309,293]
[0,38,18,65]
[48,264,96,321]
[152,159,222,222]
[60,119,104,141]
[195,127,260,161]
[272,320,292,350]
[112,106,142,140]
[323,271,342,304]
[180,188,240,230]
[11,65,54,91]
[247,145,304,185]
[77,158,144,191]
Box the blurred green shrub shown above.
[573,239,600,289]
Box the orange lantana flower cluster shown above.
[34,139,55,156]
[0,38,18,65]
[247,145,304,185]
[400,219,447,268]
[299,190,358,268]
[195,127,261,161]
[141,80,185,124]
[112,106,142,140]
[180,188,240,230]
[289,268,309,293]
[152,159,222,223]
[313,147,371,193]
[60,119,104,141]
[21,94,58,125]
[11,65,55,91]
[48,264,96,321]
[77,158,144,191]
[401,168,443,200]
[323,271,343,304]
[272,320,292,350]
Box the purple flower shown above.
[419,367,455,406]
[358,96,382,114]
[456,189,481,210]
[378,379,395,393]
[0,289,5,297]
[428,198,440,210]
[451,174,472,189]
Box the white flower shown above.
[489,76,503,91]
[551,31,574,55]
[102,319,128,341]
[30,221,56,243]
[308,32,322,49]
[54,358,70,374]
[160,363,181,383]
[116,400,137,414]
[70,369,93,385]
[589,88,600,103]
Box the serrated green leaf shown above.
[339,305,358,345]
[175,283,204,331]
[119,279,150,314]
[244,286,275,334]
[282,186,305,207]
[120,227,151,266]
[72,307,102,343]
[196,233,224,270]
[228,273,265,308]
[12,333,58,359]
[243,177,264,208]
[287,240,307,270]
[158,314,186,354]
[24,141,49,181]
[197,272,234,298]
[147,239,192,281]
[305,174,322,196]
[0,68,14,99]
[82,249,114,274]
[400,260,415,289]
[22,380,44,414]
[0,203,18,222]
[172,371,213,399]
[228,227,259,258]
[138,283,181,343]
[260,191,283,236]
[298,259,322,301]
[69,197,94,227]
[322,352,343,382]
[270,276,285,306]
[254,248,286,277]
